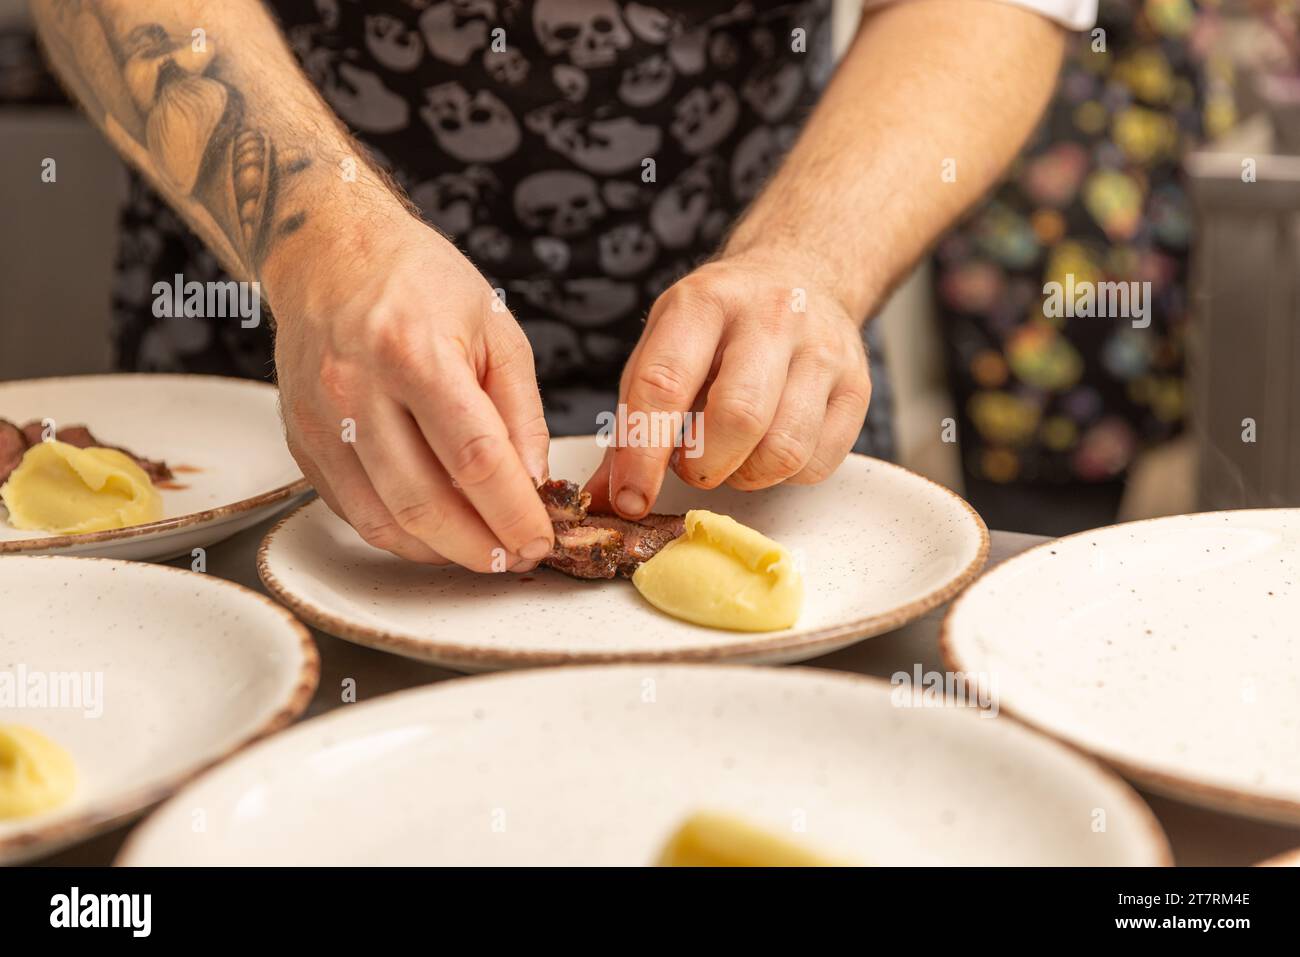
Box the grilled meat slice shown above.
[574,514,686,578]
[21,420,171,483]
[545,522,624,579]
[537,478,590,522]
[0,417,172,485]
[537,478,685,580]
[0,419,27,484]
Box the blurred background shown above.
[1,0,1297,535]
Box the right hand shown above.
[265,210,554,572]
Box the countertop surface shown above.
[31,513,1300,867]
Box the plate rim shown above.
[940,507,1300,824]
[114,663,1172,866]
[256,447,991,667]
[0,555,321,864]
[1256,847,1300,867]
[0,373,309,554]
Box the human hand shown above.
[586,249,872,517]
[266,211,553,572]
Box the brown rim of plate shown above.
[939,507,1300,827]
[1255,847,1300,867]
[0,372,308,554]
[256,454,992,668]
[0,555,321,865]
[112,663,1172,867]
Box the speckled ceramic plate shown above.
[943,509,1300,826]
[0,374,308,561]
[116,665,1167,866]
[257,436,988,671]
[0,556,318,864]
[1257,847,1300,866]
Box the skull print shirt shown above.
[112,0,895,459]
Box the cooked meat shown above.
[537,477,590,523]
[0,420,26,484]
[538,478,685,580]
[576,514,685,575]
[0,417,172,485]
[545,523,624,580]
[18,421,43,447]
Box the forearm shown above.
[724,0,1065,320]
[30,0,408,300]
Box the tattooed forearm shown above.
[30,0,363,281]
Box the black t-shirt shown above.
[112,0,893,457]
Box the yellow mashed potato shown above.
[656,811,846,867]
[0,725,77,819]
[632,510,803,631]
[0,440,162,534]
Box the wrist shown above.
[721,231,882,324]
[258,188,420,325]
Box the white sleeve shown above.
[860,0,1098,31]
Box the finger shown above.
[608,289,720,518]
[675,327,790,490]
[788,381,872,485]
[582,445,615,513]
[483,315,551,486]
[289,434,450,565]
[403,349,555,562]
[726,354,831,490]
[353,398,533,573]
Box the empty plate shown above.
[258,435,988,671]
[116,665,1168,866]
[0,556,319,863]
[943,509,1300,825]
[0,374,308,561]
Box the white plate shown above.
[0,374,308,561]
[1257,848,1300,867]
[116,665,1167,866]
[0,556,319,864]
[943,509,1300,825]
[258,436,988,671]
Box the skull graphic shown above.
[514,171,606,237]
[597,223,658,278]
[521,319,583,380]
[670,82,740,155]
[419,82,520,161]
[534,0,633,69]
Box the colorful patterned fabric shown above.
[934,0,1232,485]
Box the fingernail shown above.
[615,488,647,517]
[520,537,552,560]
[510,559,537,573]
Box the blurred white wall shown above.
[0,0,120,378]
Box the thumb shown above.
[583,446,615,513]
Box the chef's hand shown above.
[587,250,871,517]
[267,212,553,572]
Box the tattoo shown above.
[34,1,311,278]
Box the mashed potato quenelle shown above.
[631,510,803,631]
[0,440,162,534]
[0,725,77,819]
[656,811,849,866]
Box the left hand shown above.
[586,249,872,517]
